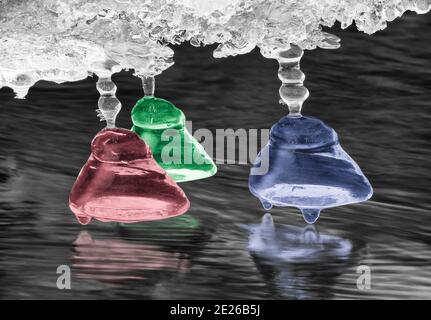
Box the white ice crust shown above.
[0,0,430,97]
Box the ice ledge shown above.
[0,0,430,98]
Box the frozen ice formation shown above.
[131,95,217,182]
[1,0,430,97]
[249,115,373,224]
[248,39,372,224]
[69,127,190,225]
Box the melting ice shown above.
[249,115,373,224]
[1,0,430,97]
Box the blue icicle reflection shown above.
[247,213,352,261]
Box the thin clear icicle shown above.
[96,76,121,128]
[141,76,155,97]
[277,45,309,116]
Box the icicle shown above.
[96,76,121,128]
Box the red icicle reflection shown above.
[72,231,191,282]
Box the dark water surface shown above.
[0,13,430,299]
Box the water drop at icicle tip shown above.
[300,208,321,224]
[260,199,273,211]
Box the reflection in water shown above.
[116,213,209,246]
[0,155,25,202]
[71,214,209,288]
[247,214,363,299]
[118,213,200,231]
[248,213,352,262]
[72,231,191,283]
